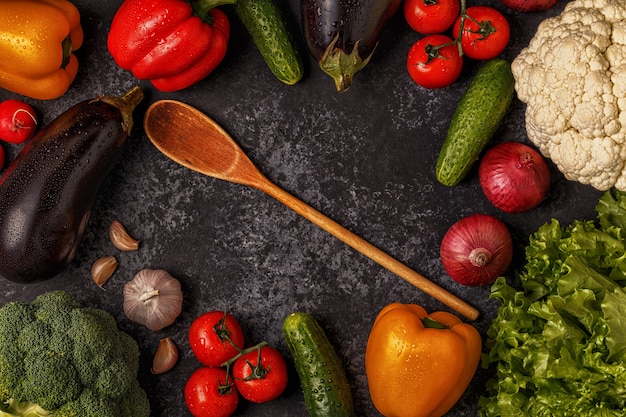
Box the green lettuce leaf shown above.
[602,287,626,362]
[480,189,626,417]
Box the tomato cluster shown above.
[185,311,289,417]
[404,0,510,88]
[0,99,39,169]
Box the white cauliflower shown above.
[512,0,626,190]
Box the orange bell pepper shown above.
[365,303,482,417]
[0,0,83,100]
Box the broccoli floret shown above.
[120,381,152,417]
[0,291,150,417]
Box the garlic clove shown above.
[152,337,179,374]
[91,256,118,289]
[109,220,140,251]
[123,269,183,331]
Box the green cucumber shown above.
[234,0,304,85]
[283,312,355,417]
[435,58,515,186]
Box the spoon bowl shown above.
[144,100,267,187]
[144,99,479,320]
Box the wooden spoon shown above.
[144,100,479,321]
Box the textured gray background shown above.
[0,0,601,416]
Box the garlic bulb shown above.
[123,269,183,331]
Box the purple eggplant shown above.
[0,87,143,283]
[301,0,401,92]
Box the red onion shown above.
[500,0,558,12]
[440,214,513,286]
[479,142,550,213]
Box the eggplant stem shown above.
[319,34,376,93]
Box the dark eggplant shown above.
[301,0,401,92]
[0,87,143,283]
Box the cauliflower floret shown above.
[512,0,626,190]
[546,131,626,190]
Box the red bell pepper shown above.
[107,0,233,92]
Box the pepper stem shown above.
[422,317,450,329]
[61,34,73,69]
[192,0,236,22]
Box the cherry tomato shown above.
[453,6,510,60]
[407,35,463,89]
[232,345,289,403]
[404,0,461,35]
[0,100,38,144]
[189,311,245,367]
[184,367,239,417]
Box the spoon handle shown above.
[255,180,480,321]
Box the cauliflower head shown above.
[511,0,626,190]
[0,291,150,417]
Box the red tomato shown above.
[232,345,289,403]
[407,35,463,89]
[0,100,38,144]
[404,0,460,34]
[189,311,245,367]
[184,367,239,417]
[453,6,510,60]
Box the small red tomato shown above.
[232,345,289,403]
[189,311,245,367]
[404,0,461,34]
[453,6,510,60]
[184,367,239,417]
[407,35,463,89]
[0,100,38,144]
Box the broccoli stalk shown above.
[0,399,51,417]
[0,291,150,417]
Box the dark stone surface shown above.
[0,0,602,416]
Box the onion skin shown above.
[440,214,513,286]
[479,142,550,213]
[500,0,558,12]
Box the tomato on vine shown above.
[188,311,245,367]
[184,366,239,417]
[453,6,510,60]
[404,0,461,35]
[407,34,464,89]
[232,345,289,403]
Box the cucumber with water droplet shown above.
[283,312,355,417]
[233,0,304,85]
[436,58,515,186]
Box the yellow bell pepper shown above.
[365,303,482,417]
[0,0,83,100]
